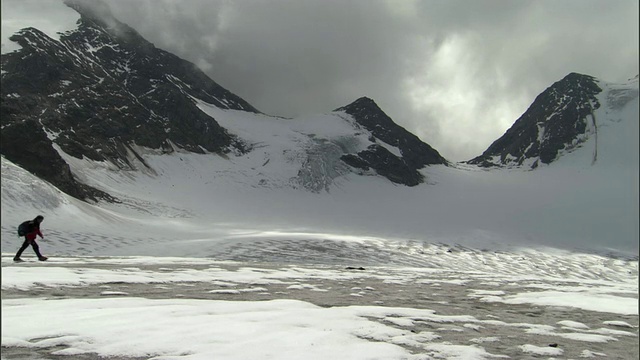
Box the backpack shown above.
[17,221,30,237]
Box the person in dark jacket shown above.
[14,215,47,262]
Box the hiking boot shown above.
[13,257,24,262]
[38,256,48,261]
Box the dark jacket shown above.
[25,219,43,241]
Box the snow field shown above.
[2,255,638,359]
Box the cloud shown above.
[1,0,79,45]
[2,0,638,161]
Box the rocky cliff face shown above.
[1,1,449,199]
[1,1,257,200]
[467,73,603,168]
[336,97,447,186]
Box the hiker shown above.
[14,215,48,262]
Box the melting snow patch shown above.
[384,317,414,327]
[603,320,636,328]
[286,283,327,292]
[208,289,241,294]
[580,349,608,357]
[556,333,618,343]
[2,298,468,360]
[463,323,483,331]
[519,344,563,356]
[208,288,267,295]
[557,320,590,330]
[486,290,638,315]
[470,336,500,343]
[391,331,440,347]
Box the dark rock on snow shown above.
[1,0,255,200]
[336,97,447,186]
[1,0,447,199]
[467,73,602,168]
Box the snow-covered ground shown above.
[1,255,638,359]
[1,48,638,360]
[1,76,638,258]
[2,95,638,359]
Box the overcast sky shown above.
[2,0,638,161]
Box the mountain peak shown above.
[349,96,378,106]
[468,72,604,168]
[335,96,381,114]
[334,97,399,143]
[0,0,259,200]
[563,72,595,80]
[335,96,448,172]
[554,72,600,92]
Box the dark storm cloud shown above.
[108,0,428,115]
[3,0,638,161]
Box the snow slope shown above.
[1,0,80,54]
[1,3,637,359]
[1,78,638,259]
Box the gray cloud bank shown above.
[4,0,639,161]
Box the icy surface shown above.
[1,255,638,359]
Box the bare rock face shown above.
[336,97,448,186]
[1,1,256,200]
[467,73,602,169]
[1,0,452,198]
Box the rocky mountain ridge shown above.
[1,1,260,200]
[336,97,447,186]
[1,0,448,199]
[467,72,637,168]
[1,0,636,203]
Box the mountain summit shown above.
[336,97,447,169]
[335,97,447,186]
[1,1,638,258]
[1,0,447,199]
[1,0,256,199]
[468,73,606,168]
